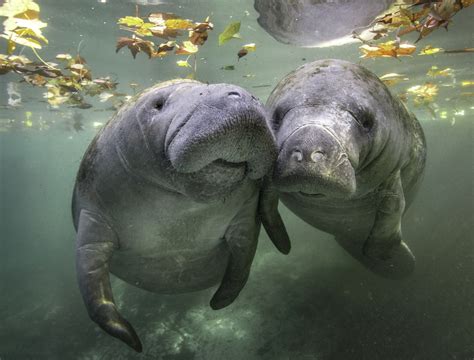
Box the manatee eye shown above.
[349,109,374,132]
[361,114,374,131]
[155,98,165,111]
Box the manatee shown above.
[254,0,394,47]
[72,80,284,352]
[261,59,426,279]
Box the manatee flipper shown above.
[258,179,291,254]
[210,196,260,310]
[362,170,415,279]
[76,210,143,352]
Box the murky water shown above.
[0,1,473,359]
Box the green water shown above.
[0,1,473,359]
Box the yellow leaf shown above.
[242,43,256,52]
[56,53,72,60]
[419,45,443,55]
[360,41,416,59]
[379,73,409,86]
[3,17,47,34]
[407,83,438,106]
[99,92,115,102]
[175,41,198,55]
[218,21,241,46]
[14,26,48,43]
[176,60,191,68]
[134,26,153,37]
[165,18,194,30]
[461,81,474,87]
[1,31,42,48]
[0,0,39,18]
[117,16,144,27]
[7,39,16,54]
[427,66,453,77]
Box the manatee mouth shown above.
[201,159,248,178]
[165,103,274,179]
[182,158,248,201]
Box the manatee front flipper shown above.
[76,210,142,352]
[258,179,291,254]
[362,170,415,279]
[210,196,261,310]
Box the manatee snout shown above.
[274,113,360,198]
[165,84,276,181]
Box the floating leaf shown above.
[154,41,175,57]
[419,45,443,55]
[461,81,474,87]
[165,18,194,30]
[116,36,155,58]
[148,12,180,24]
[176,60,191,68]
[99,92,115,102]
[221,65,235,70]
[242,43,256,52]
[218,21,241,45]
[427,66,453,78]
[175,41,198,55]
[148,12,181,39]
[360,41,416,59]
[189,18,213,45]
[56,53,72,61]
[379,73,409,86]
[117,16,144,28]
[0,0,40,18]
[1,30,41,49]
[23,73,47,86]
[407,83,438,106]
[237,48,248,59]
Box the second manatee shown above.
[262,60,426,279]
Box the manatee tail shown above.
[336,236,415,280]
[258,178,291,255]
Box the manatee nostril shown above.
[310,150,326,162]
[227,91,241,99]
[291,150,303,162]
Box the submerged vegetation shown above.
[0,0,472,130]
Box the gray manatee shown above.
[72,80,284,352]
[254,0,394,47]
[261,60,426,279]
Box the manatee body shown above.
[254,0,394,47]
[72,80,279,351]
[262,60,426,279]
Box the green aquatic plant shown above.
[218,21,241,45]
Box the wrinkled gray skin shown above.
[254,0,394,47]
[262,60,426,279]
[72,80,284,352]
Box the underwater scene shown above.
[0,0,473,359]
